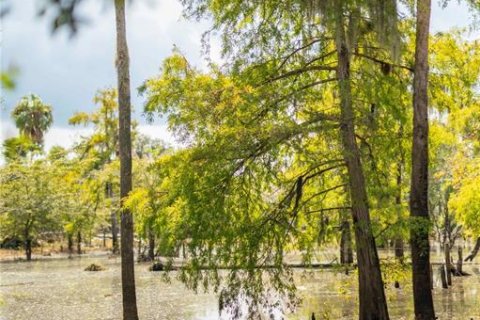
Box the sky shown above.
[0,0,479,156]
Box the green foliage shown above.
[380,259,411,289]
[69,89,119,165]
[137,5,480,313]
[450,157,480,235]
[0,160,66,248]
[1,2,480,318]
[2,135,40,162]
[0,65,18,90]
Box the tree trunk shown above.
[465,237,480,262]
[410,0,435,319]
[340,213,353,265]
[335,14,389,320]
[444,206,452,286]
[439,265,448,289]
[394,238,404,260]
[114,0,139,319]
[77,230,82,255]
[68,233,74,255]
[103,229,107,248]
[111,210,119,254]
[394,130,405,261]
[430,264,433,290]
[456,246,463,275]
[137,237,142,258]
[25,228,32,261]
[444,244,451,286]
[148,228,155,261]
[106,182,119,254]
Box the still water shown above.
[0,256,479,320]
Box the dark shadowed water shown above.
[0,255,479,320]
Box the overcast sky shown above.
[0,0,478,154]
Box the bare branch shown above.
[353,52,414,73]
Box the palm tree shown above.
[11,94,53,146]
[113,0,139,319]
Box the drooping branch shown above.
[258,161,346,230]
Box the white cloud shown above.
[137,124,178,147]
[0,119,17,141]
[1,0,220,126]
[431,2,479,35]
[45,124,179,150]
[43,126,94,151]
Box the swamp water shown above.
[1,256,479,320]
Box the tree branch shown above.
[353,52,413,72]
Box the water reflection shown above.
[1,257,479,319]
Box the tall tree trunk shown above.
[335,13,389,320]
[444,206,452,286]
[106,182,119,254]
[394,127,405,260]
[148,227,155,261]
[77,230,82,255]
[114,0,139,319]
[410,0,435,318]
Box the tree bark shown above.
[444,244,451,286]
[68,233,74,255]
[394,238,404,260]
[394,146,404,260]
[439,265,448,289]
[335,13,389,320]
[410,0,435,318]
[106,182,119,254]
[25,228,32,261]
[456,246,463,275]
[114,0,139,319]
[443,207,452,286]
[148,227,155,261]
[340,212,353,264]
[103,229,107,248]
[77,230,82,255]
[111,210,119,254]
